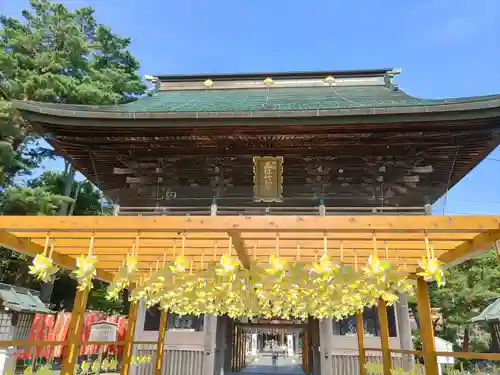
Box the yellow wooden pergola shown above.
[1,215,500,375]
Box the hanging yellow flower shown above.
[418,257,445,287]
[72,254,97,291]
[130,244,443,319]
[216,255,240,276]
[29,254,59,282]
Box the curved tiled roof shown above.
[15,85,500,114]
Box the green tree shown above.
[434,249,500,351]
[0,0,146,184]
[0,185,71,215]
[0,0,145,309]
[28,171,112,216]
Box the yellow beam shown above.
[27,238,461,251]
[356,312,367,375]
[0,232,113,282]
[229,231,251,268]
[96,257,423,269]
[12,231,479,241]
[85,254,427,264]
[439,229,500,265]
[1,215,499,232]
[416,277,439,375]
[121,301,139,375]
[378,299,392,375]
[30,247,447,260]
[154,309,168,375]
[60,288,89,375]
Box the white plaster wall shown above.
[136,329,205,348]
[330,335,401,352]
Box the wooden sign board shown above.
[253,156,283,202]
[89,321,118,342]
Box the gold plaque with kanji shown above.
[253,156,283,202]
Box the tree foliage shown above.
[423,249,500,355]
[0,0,146,184]
[0,0,145,313]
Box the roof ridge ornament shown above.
[324,75,335,85]
[264,77,274,87]
[204,79,214,89]
[145,75,160,96]
[385,69,401,91]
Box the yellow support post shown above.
[416,276,439,375]
[60,288,89,375]
[378,299,392,375]
[120,301,139,375]
[154,309,168,375]
[356,312,367,375]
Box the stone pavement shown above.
[234,354,304,375]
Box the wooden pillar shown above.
[356,312,367,375]
[232,326,238,371]
[236,328,240,371]
[120,301,139,375]
[319,319,333,375]
[61,288,89,375]
[224,317,233,374]
[154,309,168,375]
[303,330,310,374]
[416,276,439,375]
[238,327,242,371]
[308,318,321,375]
[241,330,245,368]
[240,329,244,369]
[378,299,392,375]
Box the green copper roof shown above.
[0,284,50,313]
[471,298,500,323]
[109,86,500,113]
[15,85,500,115]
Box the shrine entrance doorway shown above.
[229,318,320,375]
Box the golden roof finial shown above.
[264,77,274,87]
[204,79,214,88]
[324,75,335,84]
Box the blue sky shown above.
[1,0,500,214]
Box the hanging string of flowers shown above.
[72,235,98,291]
[106,233,140,301]
[29,233,59,282]
[127,231,445,320]
[417,233,445,287]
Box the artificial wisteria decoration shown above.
[28,236,59,282]
[72,236,97,291]
[127,233,443,320]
